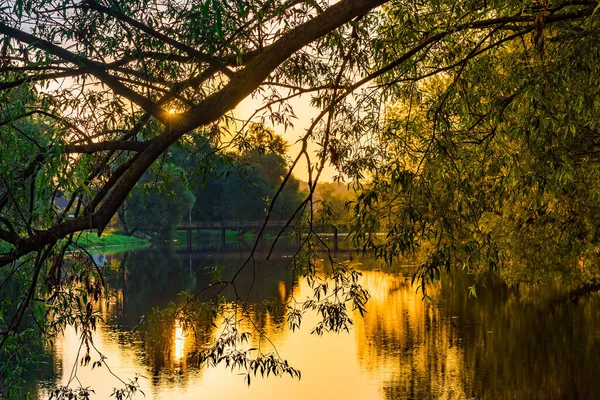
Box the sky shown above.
[235,91,338,183]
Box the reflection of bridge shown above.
[176,221,340,251]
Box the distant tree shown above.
[312,182,355,227]
[118,166,195,239]
[190,123,304,222]
[238,123,289,158]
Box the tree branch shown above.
[82,0,234,77]
[0,22,169,125]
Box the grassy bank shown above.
[73,230,149,253]
[1,230,149,255]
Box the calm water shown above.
[33,240,600,399]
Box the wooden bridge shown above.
[176,221,340,251]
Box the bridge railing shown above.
[177,220,352,230]
[177,221,294,229]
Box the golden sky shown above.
[235,93,338,183]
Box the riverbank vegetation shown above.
[114,123,308,240]
[0,230,148,253]
[72,230,149,252]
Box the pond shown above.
[33,239,600,399]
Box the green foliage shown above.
[119,163,195,240]
[0,0,377,395]
[0,240,11,253]
[302,181,356,229]
[0,328,43,400]
[351,0,600,293]
[0,251,109,399]
[72,231,148,250]
[236,123,289,157]
[188,123,305,223]
[3,0,600,396]
[116,123,305,232]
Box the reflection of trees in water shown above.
[39,249,600,398]
[354,270,600,399]
[97,246,298,386]
[457,281,600,399]
[353,271,472,399]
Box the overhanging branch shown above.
[0,22,169,125]
[82,0,234,77]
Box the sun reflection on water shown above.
[174,319,185,361]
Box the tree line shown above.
[117,123,306,239]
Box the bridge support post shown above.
[221,228,226,250]
[333,226,338,252]
[187,229,192,251]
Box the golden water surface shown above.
[35,248,600,399]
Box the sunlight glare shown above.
[174,319,185,361]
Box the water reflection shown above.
[354,271,472,399]
[34,243,600,399]
[174,320,185,362]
